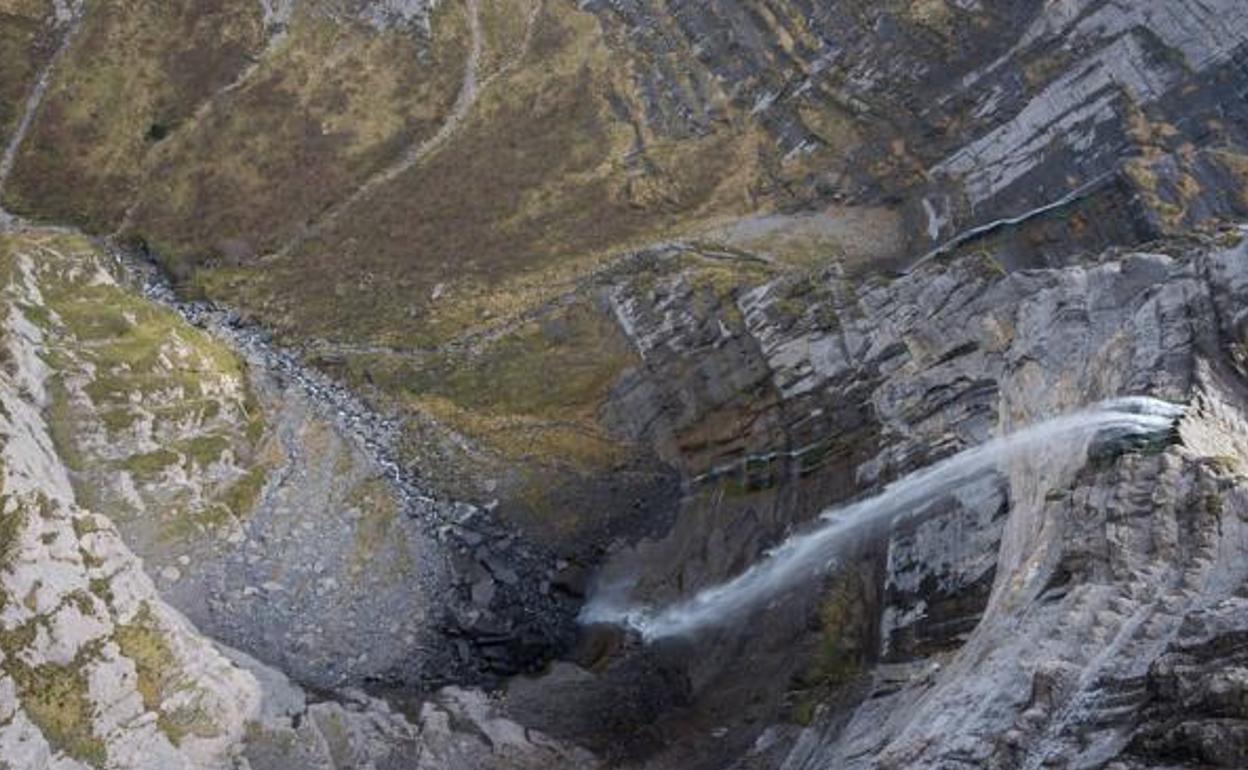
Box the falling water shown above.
[580,397,1185,641]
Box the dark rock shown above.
[470,577,496,608]
[551,562,589,598]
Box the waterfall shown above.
[580,397,1185,641]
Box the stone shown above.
[471,577,497,608]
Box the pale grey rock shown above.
[358,0,440,32]
[589,218,1248,769]
[747,238,1248,769]
[21,237,450,690]
[0,232,599,770]
[0,255,263,770]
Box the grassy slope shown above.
[0,0,879,534]
[3,0,265,230]
[129,0,473,265]
[195,1,757,348]
[0,0,57,153]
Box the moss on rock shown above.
[2,630,107,767]
[115,601,218,746]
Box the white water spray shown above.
[581,397,1184,641]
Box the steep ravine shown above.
[0,226,600,769]
[7,221,1248,769]
[4,0,1248,767]
[112,239,585,690]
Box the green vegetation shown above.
[32,237,246,421]
[0,0,890,558]
[12,659,106,764]
[789,571,870,725]
[4,0,265,229]
[129,1,471,268]
[77,546,104,570]
[417,304,633,419]
[1,624,107,767]
[87,577,114,607]
[69,515,105,540]
[0,502,22,572]
[0,232,254,760]
[810,586,867,686]
[46,377,86,473]
[175,0,754,351]
[119,448,180,480]
[0,0,56,150]
[115,602,217,745]
[180,434,229,469]
[392,300,638,469]
[100,407,138,433]
[0,0,811,526]
[478,0,537,77]
[220,464,267,518]
[1,231,270,559]
[903,0,955,32]
[1204,492,1224,517]
[115,604,177,715]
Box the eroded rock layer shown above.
[2,1,1248,769]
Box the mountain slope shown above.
[3,1,1248,769]
[0,227,598,769]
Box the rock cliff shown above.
[0,229,594,769]
[2,0,1248,768]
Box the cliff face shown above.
[516,229,1248,769]
[0,232,260,769]
[0,229,597,769]
[616,0,1248,219]
[4,0,1248,546]
[718,238,1248,769]
[3,1,1248,769]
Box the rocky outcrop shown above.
[4,2,1248,769]
[770,385,1248,770]
[564,228,1248,768]
[8,231,448,690]
[586,0,1248,255]
[0,237,260,768]
[0,228,599,769]
[237,664,600,770]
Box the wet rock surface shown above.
[533,231,1248,768]
[3,1,1248,768]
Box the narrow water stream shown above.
[583,397,1184,640]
